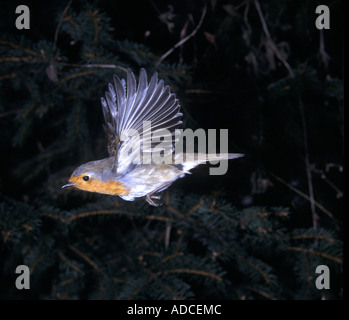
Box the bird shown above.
[62,68,243,206]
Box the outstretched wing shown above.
[100,68,183,176]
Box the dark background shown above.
[0,0,343,300]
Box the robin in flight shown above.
[62,68,243,206]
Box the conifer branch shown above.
[291,234,336,243]
[60,70,98,83]
[286,247,342,264]
[68,244,100,271]
[157,252,185,267]
[58,251,83,273]
[128,276,154,300]
[0,108,20,118]
[163,269,222,282]
[238,255,270,284]
[0,73,17,81]
[41,210,172,224]
[60,277,78,286]
[29,254,46,274]
[244,286,277,300]
[0,40,38,55]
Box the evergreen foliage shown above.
[0,0,343,299]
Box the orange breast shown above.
[69,174,129,196]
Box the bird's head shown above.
[62,159,129,196]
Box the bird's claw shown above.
[146,194,162,207]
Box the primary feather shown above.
[101,68,182,176]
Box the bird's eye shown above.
[83,175,89,181]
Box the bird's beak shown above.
[62,182,77,189]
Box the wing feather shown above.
[101,68,183,176]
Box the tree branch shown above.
[53,0,73,50]
[269,172,334,220]
[155,6,207,68]
[254,0,294,78]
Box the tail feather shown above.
[207,153,244,161]
[175,153,244,172]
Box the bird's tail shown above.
[176,153,244,172]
